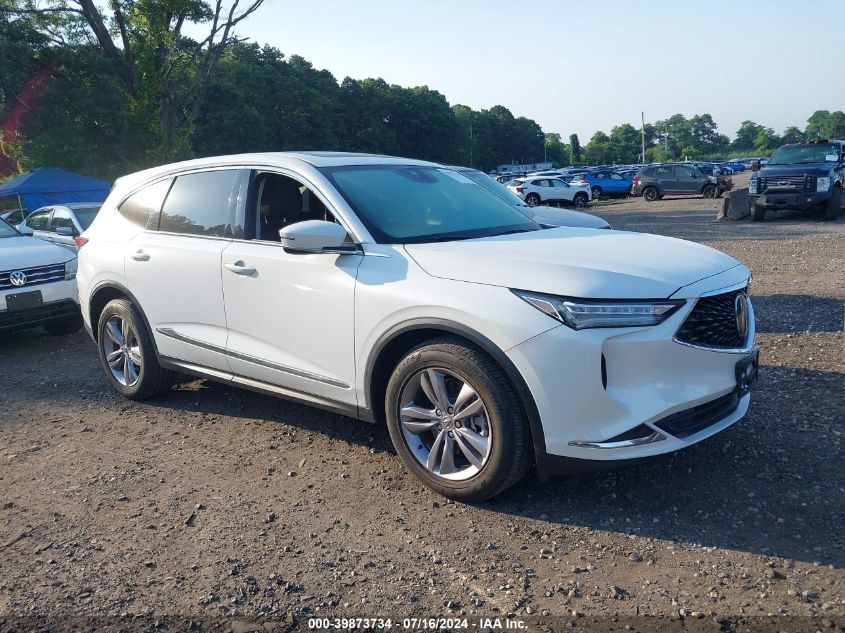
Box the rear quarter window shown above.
[159,170,239,237]
[119,179,173,230]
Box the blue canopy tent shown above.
[0,167,111,215]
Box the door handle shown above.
[131,250,150,262]
[224,261,256,276]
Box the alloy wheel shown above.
[102,315,142,387]
[398,367,492,481]
[574,195,587,209]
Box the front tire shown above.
[643,186,659,202]
[385,337,530,501]
[752,204,766,221]
[824,185,842,220]
[96,299,175,400]
[525,193,541,207]
[590,186,602,201]
[702,184,718,199]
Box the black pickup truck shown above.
[749,140,845,221]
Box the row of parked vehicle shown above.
[498,160,736,206]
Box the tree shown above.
[3,0,268,162]
[805,110,831,139]
[544,133,569,167]
[781,126,805,144]
[754,127,781,154]
[609,123,641,164]
[584,131,611,165]
[568,134,582,165]
[733,120,765,152]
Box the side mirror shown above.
[751,160,761,172]
[17,224,34,236]
[55,226,74,236]
[279,220,357,254]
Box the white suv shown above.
[507,176,592,208]
[77,152,758,500]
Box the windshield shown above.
[459,169,529,208]
[768,144,840,165]
[0,218,20,238]
[73,206,100,230]
[320,165,539,243]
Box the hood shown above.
[530,205,610,229]
[404,227,742,299]
[0,235,74,270]
[759,164,833,178]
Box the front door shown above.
[221,170,362,406]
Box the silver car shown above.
[17,203,102,251]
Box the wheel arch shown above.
[364,319,548,473]
[88,282,154,347]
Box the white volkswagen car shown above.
[76,152,758,500]
[1,218,82,335]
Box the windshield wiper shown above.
[488,228,536,237]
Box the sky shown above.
[199,0,844,141]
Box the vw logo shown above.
[9,270,27,287]
[734,293,749,340]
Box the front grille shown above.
[760,174,815,193]
[675,288,747,349]
[0,263,65,290]
[654,390,740,439]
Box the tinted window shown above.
[550,179,569,188]
[73,205,100,230]
[654,166,673,177]
[674,166,696,178]
[610,173,625,180]
[159,170,238,237]
[119,179,172,229]
[27,210,51,230]
[321,165,538,244]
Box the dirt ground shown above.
[1,174,843,632]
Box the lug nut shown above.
[435,409,442,416]
[447,431,454,438]
[455,421,462,428]
[447,407,453,414]
[436,423,442,431]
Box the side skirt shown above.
[159,356,373,422]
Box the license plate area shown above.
[5,290,43,312]
[735,348,759,396]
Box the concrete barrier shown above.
[716,187,751,221]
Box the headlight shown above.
[513,290,685,330]
[748,179,757,194]
[817,177,831,192]
[64,258,78,280]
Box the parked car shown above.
[572,170,633,200]
[748,140,844,221]
[447,166,610,229]
[0,217,82,335]
[507,176,592,209]
[631,164,733,201]
[77,152,757,501]
[17,202,102,251]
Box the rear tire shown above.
[385,337,530,501]
[823,185,842,220]
[752,204,766,221]
[44,312,83,335]
[96,299,175,400]
[643,187,659,202]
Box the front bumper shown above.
[751,190,828,210]
[0,278,80,332]
[507,277,756,477]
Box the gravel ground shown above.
[1,175,843,632]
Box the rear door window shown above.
[119,179,173,230]
[159,170,239,237]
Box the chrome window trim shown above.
[156,327,350,389]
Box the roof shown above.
[0,167,110,195]
[113,151,440,191]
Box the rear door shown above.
[608,172,629,194]
[653,165,678,192]
[123,169,243,373]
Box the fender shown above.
[87,281,164,362]
[363,317,551,477]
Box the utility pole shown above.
[641,111,646,163]
[469,123,473,168]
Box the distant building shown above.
[496,162,553,174]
